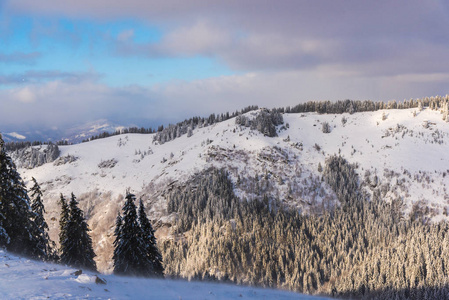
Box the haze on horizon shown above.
[1,0,449,135]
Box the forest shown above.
[162,160,449,299]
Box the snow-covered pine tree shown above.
[0,133,42,257]
[60,193,96,271]
[29,177,56,261]
[113,193,151,276]
[138,199,164,277]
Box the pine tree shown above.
[60,193,96,271]
[0,133,41,257]
[138,199,164,277]
[112,212,124,272]
[113,193,151,276]
[58,193,69,253]
[29,177,56,260]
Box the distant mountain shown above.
[1,119,126,143]
[61,119,126,143]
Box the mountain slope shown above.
[13,107,449,273]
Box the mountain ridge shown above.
[9,106,449,274]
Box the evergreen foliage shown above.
[235,109,283,137]
[0,133,42,258]
[138,199,164,277]
[167,168,237,232]
[112,212,123,272]
[29,177,56,261]
[162,164,449,299]
[80,106,259,144]
[59,193,96,271]
[58,194,69,251]
[113,193,153,276]
[153,105,259,144]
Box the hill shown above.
[7,105,449,298]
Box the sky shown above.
[1,0,449,136]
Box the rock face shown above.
[9,144,60,169]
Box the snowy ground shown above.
[0,250,330,300]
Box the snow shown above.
[5,132,26,140]
[0,250,329,300]
[13,107,449,271]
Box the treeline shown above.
[162,159,449,299]
[279,95,449,115]
[81,105,259,144]
[4,140,65,152]
[152,105,258,144]
[82,127,156,143]
[138,95,449,145]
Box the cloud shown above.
[0,70,101,86]
[2,0,449,134]
[0,51,41,64]
[63,0,449,78]
[1,69,448,132]
[14,87,36,103]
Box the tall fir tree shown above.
[0,133,42,257]
[112,212,124,272]
[29,177,56,261]
[58,193,69,254]
[60,193,96,271]
[113,193,151,276]
[138,199,164,277]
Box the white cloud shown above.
[15,87,36,103]
[1,69,449,132]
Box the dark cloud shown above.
[40,0,446,76]
[0,51,41,64]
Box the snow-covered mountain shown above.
[11,107,449,273]
[0,250,328,300]
[1,119,125,143]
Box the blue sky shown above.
[1,0,449,137]
[0,16,233,87]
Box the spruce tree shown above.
[0,133,41,257]
[112,212,124,272]
[138,199,164,277]
[58,193,69,253]
[60,193,96,271]
[113,193,150,276]
[29,177,55,260]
